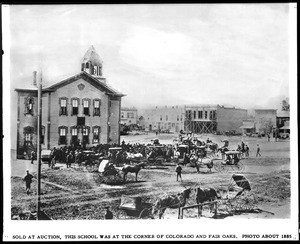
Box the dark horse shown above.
[122,162,145,182]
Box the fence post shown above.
[214,202,217,217]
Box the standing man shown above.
[104,206,113,219]
[66,152,73,168]
[175,163,183,181]
[256,144,261,157]
[23,170,33,194]
[30,150,35,164]
[245,145,249,157]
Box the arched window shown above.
[82,126,90,145]
[82,98,91,116]
[23,126,34,146]
[24,96,34,115]
[59,97,68,116]
[92,126,101,144]
[70,126,78,145]
[58,126,68,145]
[71,98,80,116]
[93,99,101,116]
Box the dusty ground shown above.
[10,133,291,220]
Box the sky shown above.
[6,3,294,112]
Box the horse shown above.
[152,188,192,219]
[208,143,218,153]
[195,187,221,216]
[122,162,145,182]
[196,157,216,173]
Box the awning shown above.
[240,125,254,129]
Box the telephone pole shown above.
[36,70,42,219]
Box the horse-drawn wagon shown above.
[214,151,245,173]
[216,174,257,215]
[117,196,153,219]
[147,145,166,165]
[93,159,123,184]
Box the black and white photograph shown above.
[2,3,298,241]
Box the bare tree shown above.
[282,98,290,111]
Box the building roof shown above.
[16,71,125,97]
[254,109,277,112]
[122,107,138,111]
[81,45,103,66]
[45,71,125,97]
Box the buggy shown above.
[147,145,166,165]
[214,151,245,173]
[93,159,123,184]
[117,196,153,219]
[217,174,257,214]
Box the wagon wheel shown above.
[155,158,164,165]
[238,191,257,211]
[138,207,153,219]
[214,161,229,173]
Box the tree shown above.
[282,98,290,111]
[262,119,274,136]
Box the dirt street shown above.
[10,133,291,220]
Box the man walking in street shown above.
[256,144,261,157]
[23,170,33,194]
[175,163,182,181]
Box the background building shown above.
[121,107,138,125]
[142,105,185,133]
[141,104,247,134]
[184,104,218,133]
[184,105,247,134]
[240,119,255,136]
[15,46,124,158]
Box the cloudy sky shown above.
[6,4,294,111]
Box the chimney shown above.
[33,71,37,86]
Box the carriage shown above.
[117,196,153,219]
[216,174,257,215]
[214,151,245,173]
[147,145,166,165]
[92,159,123,184]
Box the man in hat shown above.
[23,170,33,194]
[104,206,113,219]
[175,163,182,181]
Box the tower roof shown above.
[81,45,103,66]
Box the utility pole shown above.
[36,70,42,219]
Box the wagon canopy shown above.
[98,159,114,173]
[232,174,251,190]
[119,196,142,211]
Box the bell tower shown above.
[81,45,103,77]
